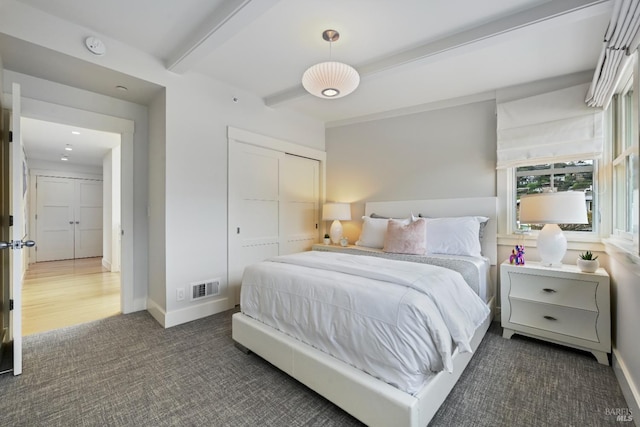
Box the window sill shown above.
[603,237,640,275]
[498,233,605,252]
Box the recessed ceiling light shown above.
[61,156,69,161]
[65,145,73,151]
[72,131,80,135]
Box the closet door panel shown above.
[35,177,74,262]
[280,154,319,256]
[74,181,103,259]
[228,142,283,305]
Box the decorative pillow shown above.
[356,216,410,249]
[383,218,427,255]
[425,216,485,257]
[355,217,389,249]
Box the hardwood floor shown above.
[22,257,121,336]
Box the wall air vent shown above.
[190,279,221,300]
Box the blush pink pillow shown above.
[383,218,427,255]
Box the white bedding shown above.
[240,251,490,395]
[312,244,492,302]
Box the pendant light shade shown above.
[302,30,360,99]
[302,61,360,99]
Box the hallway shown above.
[22,257,120,336]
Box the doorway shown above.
[22,118,123,335]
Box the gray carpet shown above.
[0,309,629,426]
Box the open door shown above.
[0,83,35,376]
[0,80,11,373]
[10,83,24,375]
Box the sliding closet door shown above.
[280,154,319,255]
[228,142,282,305]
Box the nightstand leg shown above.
[592,351,609,366]
[502,328,515,339]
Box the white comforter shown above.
[240,251,490,395]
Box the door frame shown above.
[16,96,136,313]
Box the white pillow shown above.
[425,216,486,257]
[356,216,410,249]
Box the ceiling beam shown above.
[264,0,611,107]
[166,0,281,74]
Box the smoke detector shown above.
[85,37,106,56]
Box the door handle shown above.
[69,221,74,224]
[0,240,35,249]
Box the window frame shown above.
[611,71,639,245]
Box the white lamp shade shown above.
[519,192,588,224]
[302,61,360,99]
[322,203,351,221]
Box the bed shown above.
[232,197,497,427]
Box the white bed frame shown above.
[232,197,498,427]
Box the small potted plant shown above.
[323,233,331,245]
[577,250,599,273]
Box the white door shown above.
[279,154,319,255]
[10,83,26,375]
[228,142,282,305]
[36,177,102,261]
[74,180,103,258]
[35,177,74,261]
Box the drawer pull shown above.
[542,288,557,293]
[543,315,557,321]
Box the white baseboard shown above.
[146,298,166,327]
[146,297,232,329]
[102,258,111,271]
[164,297,231,328]
[612,348,640,426]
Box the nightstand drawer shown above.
[509,299,599,342]
[506,271,598,311]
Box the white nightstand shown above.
[500,260,611,365]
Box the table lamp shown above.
[519,191,588,266]
[322,203,351,244]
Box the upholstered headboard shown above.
[364,197,498,265]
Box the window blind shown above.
[586,0,640,109]
[496,83,604,169]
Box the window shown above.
[612,83,639,243]
[515,161,595,232]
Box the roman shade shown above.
[496,83,604,169]
[586,0,640,109]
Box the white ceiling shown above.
[2,0,613,164]
[21,118,120,167]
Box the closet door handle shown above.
[75,221,80,224]
[69,221,74,225]
[543,315,557,321]
[542,288,556,293]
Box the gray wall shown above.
[326,100,497,242]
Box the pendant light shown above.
[302,30,360,99]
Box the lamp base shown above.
[329,220,343,245]
[537,224,567,266]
